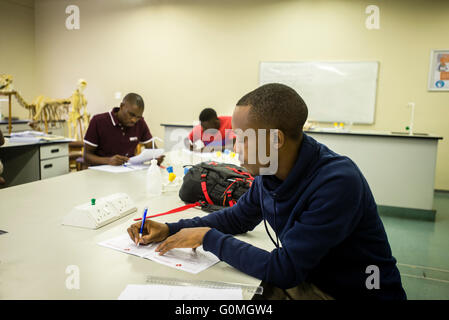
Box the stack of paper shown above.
[8,131,65,143]
[88,164,149,173]
[98,234,220,274]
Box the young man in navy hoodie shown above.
[127,83,406,300]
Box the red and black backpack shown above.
[179,161,254,212]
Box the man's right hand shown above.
[127,219,170,245]
[108,155,129,166]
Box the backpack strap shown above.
[225,166,254,181]
[227,190,237,207]
[200,171,215,205]
[222,180,239,207]
[133,201,203,221]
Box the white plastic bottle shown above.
[146,159,162,197]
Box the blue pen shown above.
[137,207,148,247]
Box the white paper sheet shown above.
[118,284,243,300]
[88,164,149,173]
[128,148,164,164]
[8,130,66,143]
[10,130,45,137]
[98,234,219,274]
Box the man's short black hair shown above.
[123,93,144,109]
[199,108,218,122]
[236,83,308,140]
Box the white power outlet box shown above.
[62,193,137,229]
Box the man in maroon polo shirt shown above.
[83,93,162,166]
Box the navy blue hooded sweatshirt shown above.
[167,133,406,300]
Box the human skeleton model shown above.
[68,79,90,140]
[0,74,12,91]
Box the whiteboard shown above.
[259,61,379,124]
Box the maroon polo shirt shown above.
[84,107,153,158]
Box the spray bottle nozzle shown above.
[147,137,164,160]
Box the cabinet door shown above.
[40,143,69,160]
[40,157,69,180]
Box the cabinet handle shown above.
[44,164,53,169]
[51,149,59,153]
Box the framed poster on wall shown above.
[428,49,449,91]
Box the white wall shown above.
[0,0,36,119]
[28,0,449,190]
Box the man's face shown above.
[119,103,143,127]
[232,106,278,176]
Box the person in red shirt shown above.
[83,93,163,166]
[184,108,235,152]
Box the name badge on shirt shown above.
[129,137,138,141]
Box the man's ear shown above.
[271,129,285,150]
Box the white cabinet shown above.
[39,143,69,180]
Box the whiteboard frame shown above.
[259,61,379,124]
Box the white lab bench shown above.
[161,123,443,214]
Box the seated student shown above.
[184,108,235,152]
[84,93,163,166]
[128,83,406,300]
[0,130,4,184]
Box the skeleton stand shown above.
[0,91,16,134]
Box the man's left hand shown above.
[155,227,211,255]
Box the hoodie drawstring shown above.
[262,193,280,249]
